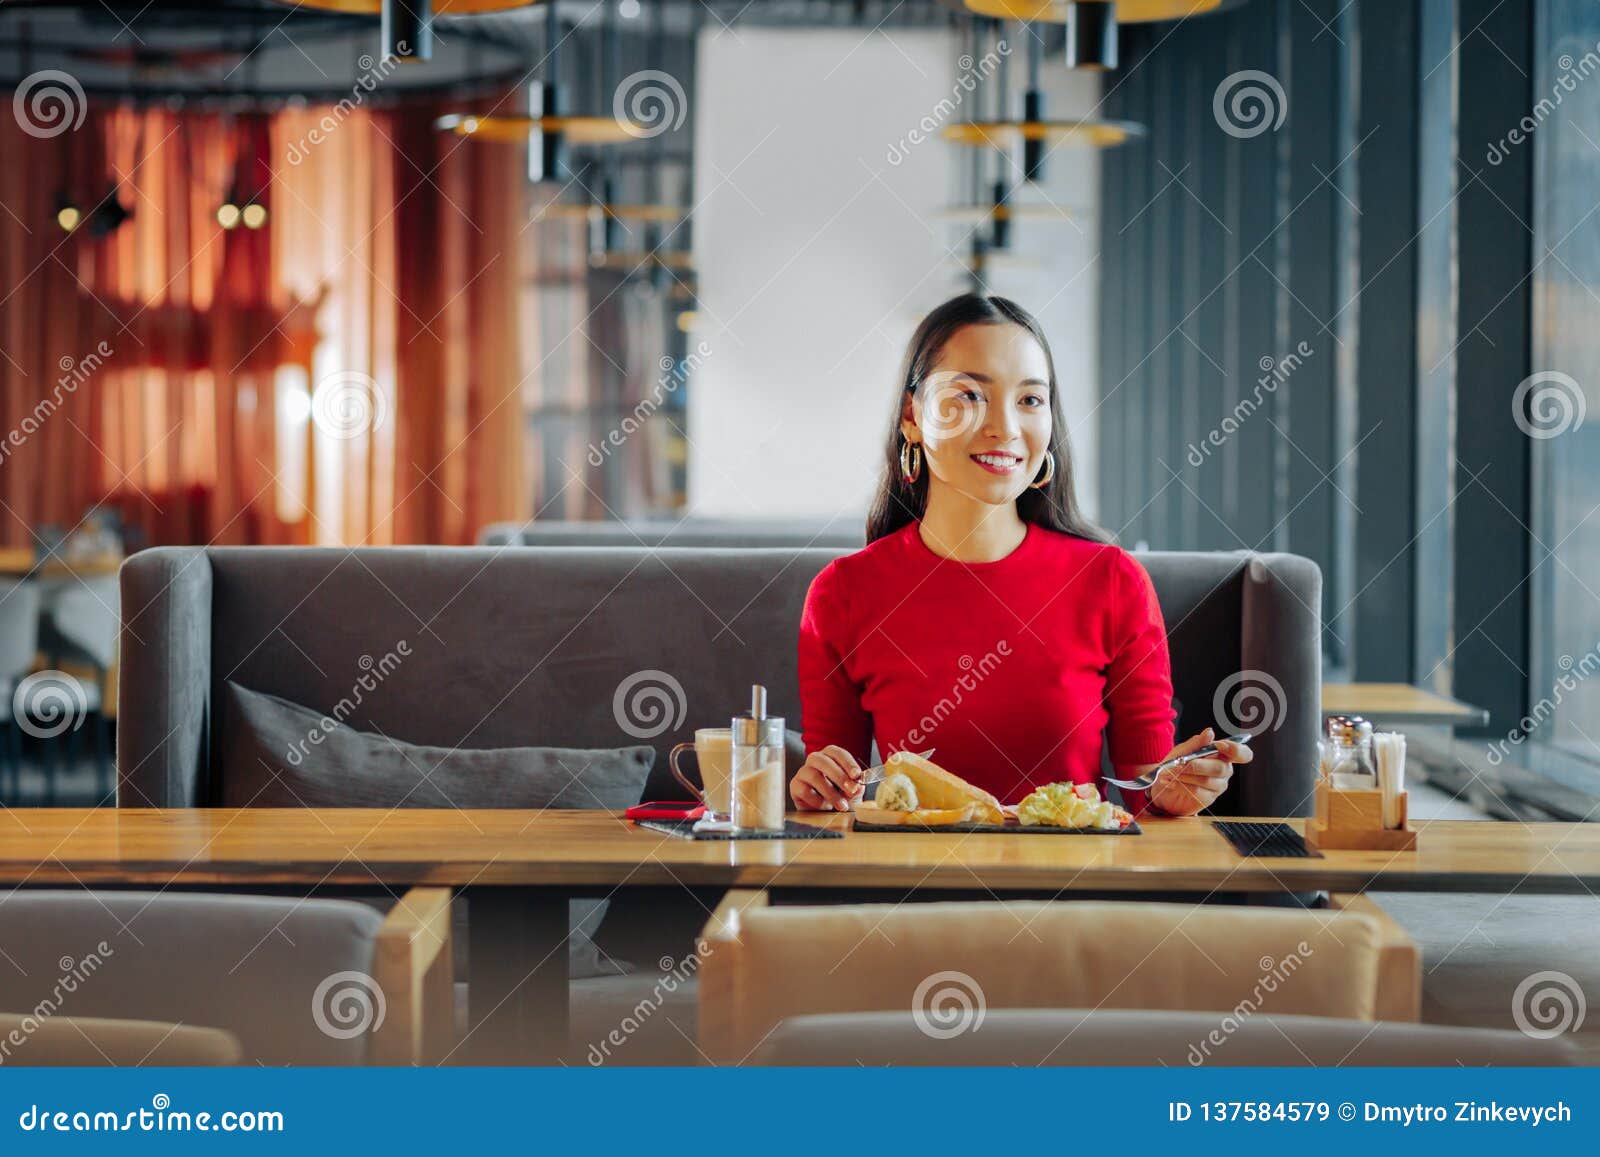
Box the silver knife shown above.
[857,748,935,787]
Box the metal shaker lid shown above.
[732,683,785,745]
[732,715,785,745]
[1325,714,1373,743]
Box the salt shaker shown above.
[1323,714,1376,788]
[731,684,786,832]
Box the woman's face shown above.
[902,321,1054,505]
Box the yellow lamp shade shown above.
[941,119,1145,148]
[435,113,639,144]
[962,0,1230,22]
[534,203,684,223]
[591,250,694,271]
[938,203,1081,223]
[278,0,538,11]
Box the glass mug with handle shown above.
[668,728,736,831]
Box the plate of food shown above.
[850,751,1141,835]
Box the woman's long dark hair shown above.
[865,293,1107,545]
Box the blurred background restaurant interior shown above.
[0,0,1597,826]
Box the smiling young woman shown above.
[793,293,1250,816]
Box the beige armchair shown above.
[0,886,453,1066]
[0,1015,242,1066]
[752,1009,1581,1067]
[699,891,1418,1064]
[369,886,455,1066]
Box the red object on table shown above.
[625,801,705,821]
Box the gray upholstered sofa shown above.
[112,543,1320,1062]
[477,517,867,550]
[116,545,1320,818]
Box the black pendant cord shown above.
[989,17,1011,250]
[963,19,985,288]
[1024,22,1045,182]
[534,0,566,183]
[965,17,982,208]
[544,0,561,89]
[645,0,669,287]
[383,0,433,63]
[1065,0,1117,70]
[600,0,621,255]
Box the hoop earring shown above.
[900,440,922,485]
[1029,450,1055,490]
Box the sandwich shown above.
[854,750,1007,827]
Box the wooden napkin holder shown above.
[1305,778,1417,852]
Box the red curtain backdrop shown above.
[0,96,529,548]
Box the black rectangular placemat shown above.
[1213,820,1322,858]
[635,819,843,841]
[849,819,1141,835]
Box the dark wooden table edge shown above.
[0,865,1595,893]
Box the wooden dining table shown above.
[1322,681,1491,728]
[3,807,1597,1063]
[0,549,123,579]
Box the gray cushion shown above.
[221,680,654,810]
[220,680,654,978]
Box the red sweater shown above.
[798,519,1177,811]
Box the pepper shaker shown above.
[1323,714,1376,789]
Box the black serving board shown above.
[849,818,1142,836]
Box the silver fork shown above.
[1102,732,1253,791]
